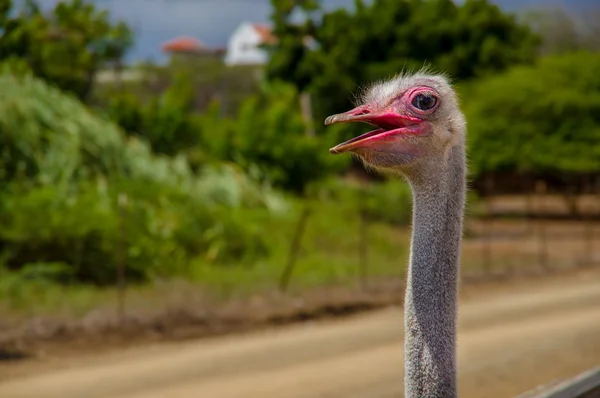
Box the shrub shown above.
[313,176,413,226]
[0,67,285,285]
[462,51,600,177]
[200,82,349,195]
[105,70,204,157]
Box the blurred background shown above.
[0,0,599,397]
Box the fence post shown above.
[279,203,312,292]
[483,174,494,274]
[117,192,128,326]
[535,180,549,272]
[525,175,535,235]
[584,175,595,267]
[358,188,369,291]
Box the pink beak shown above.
[325,105,424,154]
[324,105,378,126]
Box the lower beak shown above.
[328,128,386,154]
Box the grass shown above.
[189,200,410,297]
[0,198,411,323]
[2,193,594,328]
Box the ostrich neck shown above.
[404,141,466,398]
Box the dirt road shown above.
[1,271,600,398]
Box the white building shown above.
[224,22,276,66]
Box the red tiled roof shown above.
[162,36,208,53]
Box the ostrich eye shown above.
[411,93,437,111]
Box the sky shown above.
[42,0,596,63]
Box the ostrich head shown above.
[325,72,465,175]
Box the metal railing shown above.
[518,367,600,398]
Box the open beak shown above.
[325,105,424,154]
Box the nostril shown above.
[349,105,370,116]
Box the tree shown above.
[463,51,600,210]
[265,0,319,93]
[0,0,133,102]
[206,81,348,195]
[266,0,540,133]
[0,67,280,284]
[106,69,202,157]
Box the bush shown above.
[0,67,285,285]
[104,74,347,195]
[204,82,349,195]
[312,175,482,226]
[462,51,600,177]
[105,70,204,157]
[313,176,413,226]
[365,179,413,225]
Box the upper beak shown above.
[324,105,417,154]
[324,105,375,126]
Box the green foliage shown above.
[105,71,346,195]
[365,179,413,225]
[0,0,133,102]
[0,197,414,315]
[463,51,600,176]
[266,0,320,92]
[106,70,203,157]
[315,177,413,225]
[0,67,285,285]
[266,0,540,128]
[211,82,348,194]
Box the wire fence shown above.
[109,188,600,325]
[281,192,600,293]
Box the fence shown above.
[276,189,600,295]
[471,187,599,276]
[99,185,600,329]
[519,367,600,398]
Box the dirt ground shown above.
[1,268,599,398]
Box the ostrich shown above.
[325,71,466,398]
